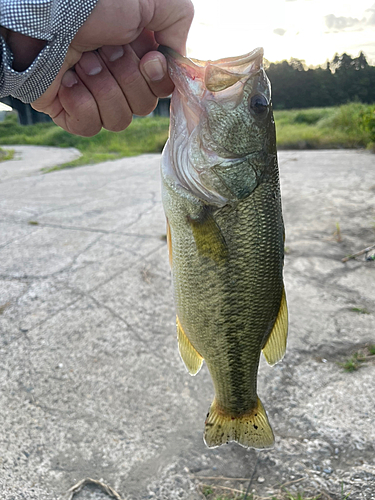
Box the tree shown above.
[266,52,375,109]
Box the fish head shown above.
[160,46,276,206]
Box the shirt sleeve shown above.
[0,0,98,103]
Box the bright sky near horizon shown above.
[187,0,375,66]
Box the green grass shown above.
[350,307,370,314]
[199,482,322,500]
[274,103,375,150]
[283,494,320,500]
[203,486,214,496]
[0,113,169,171]
[202,490,321,500]
[0,146,14,161]
[339,355,362,372]
[338,344,375,372]
[0,103,374,172]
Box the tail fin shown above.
[203,397,274,449]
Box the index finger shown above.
[144,0,194,55]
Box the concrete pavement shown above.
[0,148,374,500]
[0,145,81,182]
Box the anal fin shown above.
[177,316,203,376]
[262,288,288,366]
[204,397,274,449]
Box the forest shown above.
[266,52,375,110]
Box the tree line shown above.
[266,52,375,109]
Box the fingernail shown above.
[100,45,124,62]
[108,47,124,62]
[61,70,78,88]
[80,55,102,76]
[143,58,165,81]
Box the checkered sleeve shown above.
[0,0,98,102]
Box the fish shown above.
[159,46,288,449]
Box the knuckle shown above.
[105,114,132,132]
[152,81,174,99]
[70,121,101,137]
[68,100,102,136]
[184,0,195,21]
[106,122,129,133]
[121,69,143,89]
[176,0,194,24]
[103,105,132,132]
[132,96,157,117]
[93,80,121,102]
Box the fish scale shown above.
[160,45,288,449]
[205,181,284,414]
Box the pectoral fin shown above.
[189,208,228,265]
[177,316,203,376]
[262,288,288,366]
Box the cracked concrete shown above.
[0,148,374,500]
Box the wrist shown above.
[0,27,46,71]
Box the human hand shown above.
[31,0,194,136]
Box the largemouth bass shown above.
[160,46,288,449]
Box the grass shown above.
[200,483,322,500]
[0,113,169,171]
[274,103,375,150]
[198,476,324,500]
[196,473,351,500]
[0,146,14,161]
[333,222,342,243]
[350,307,370,314]
[0,102,374,172]
[338,344,375,372]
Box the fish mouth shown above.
[160,46,270,206]
[158,45,266,141]
[158,46,264,93]
[158,45,264,71]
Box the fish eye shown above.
[249,94,269,115]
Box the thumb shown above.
[146,0,194,55]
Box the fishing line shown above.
[243,452,259,500]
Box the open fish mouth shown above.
[159,46,273,206]
[158,45,264,92]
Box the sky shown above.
[187,0,375,66]
[0,0,373,112]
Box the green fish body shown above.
[160,47,288,449]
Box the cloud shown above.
[273,28,287,36]
[325,7,375,32]
[325,14,362,30]
[366,4,375,25]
